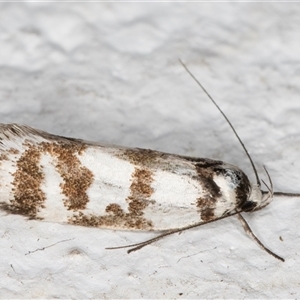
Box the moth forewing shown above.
[0,123,251,231]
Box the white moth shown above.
[0,123,260,227]
[0,61,297,261]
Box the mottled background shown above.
[1,3,300,298]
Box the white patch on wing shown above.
[144,170,203,229]
[77,147,134,214]
[213,173,238,217]
[37,153,70,221]
[0,153,19,203]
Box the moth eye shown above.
[241,201,257,212]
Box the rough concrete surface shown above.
[0,2,300,299]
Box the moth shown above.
[0,61,298,261]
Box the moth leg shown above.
[237,213,284,262]
[106,211,240,254]
[106,229,179,254]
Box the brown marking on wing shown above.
[69,168,155,230]
[119,148,205,174]
[195,163,222,222]
[4,138,94,218]
[234,171,251,209]
[0,153,8,161]
[190,158,223,168]
[129,168,154,199]
[0,148,19,192]
[126,167,154,215]
[0,148,20,162]
[196,197,217,222]
[70,204,153,230]
[9,148,20,155]
[10,145,46,218]
[119,148,162,167]
[40,142,94,211]
[106,203,124,216]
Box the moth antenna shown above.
[179,59,260,186]
[237,213,284,262]
[258,179,273,211]
[272,191,300,197]
[106,211,241,253]
[263,165,273,193]
[261,167,300,197]
[260,165,273,206]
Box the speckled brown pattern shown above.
[11,145,46,218]
[39,142,93,211]
[70,206,154,230]
[3,139,94,218]
[69,167,155,230]
[119,148,162,167]
[195,162,222,222]
[0,153,8,161]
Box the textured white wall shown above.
[1,3,300,298]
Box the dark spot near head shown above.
[233,171,251,209]
[241,200,256,212]
[194,163,223,222]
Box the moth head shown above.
[242,168,274,212]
